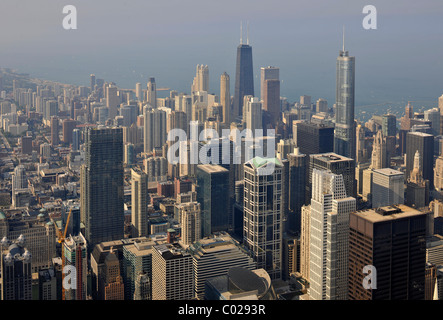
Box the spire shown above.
[247,21,249,45]
[240,21,243,44]
[342,25,345,52]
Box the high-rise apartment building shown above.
[131,168,149,238]
[143,106,167,154]
[147,77,157,107]
[220,72,231,126]
[50,116,59,146]
[178,202,201,247]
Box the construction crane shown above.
[51,208,73,300]
[53,208,73,244]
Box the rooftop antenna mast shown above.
[247,21,249,45]
[240,21,243,44]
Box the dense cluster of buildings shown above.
[1,29,443,301]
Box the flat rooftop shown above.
[197,164,228,174]
[353,204,426,224]
[373,168,404,176]
[310,152,353,162]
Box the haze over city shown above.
[1,0,443,109]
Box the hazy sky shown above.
[1,0,443,107]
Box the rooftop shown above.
[353,204,426,224]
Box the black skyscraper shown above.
[81,127,124,249]
[234,41,254,121]
[296,122,334,156]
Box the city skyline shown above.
[2,0,443,305]
[1,0,443,109]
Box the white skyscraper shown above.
[147,77,157,108]
[106,85,119,120]
[131,168,149,238]
[372,168,405,208]
[244,96,262,132]
[309,169,356,300]
[192,65,209,93]
[135,82,143,102]
[143,105,167,154]
[178,202,202,247]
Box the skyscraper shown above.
[243,157,283,280]
[309,152,356,199]
[260,66,279,102]
[143,106,167,154]
[147,77,157,107]
[192,65,209,93]
[62,119,77,145]
[106,84,119,120]
[334,35,356,160]
[287,148,308,235]
[382,114,397,138]
[196,164,230,237]
[263,79,281,126]
[296,122,334,156]
[90,74,96,92]
[406,131,434,188]
[81,127,124,249]
[309,169,356,300]
[233,26,254,121]
[63,233,87,300]
[131,168,149,238]
[220,72,231,126]
[178,202,202,247]
[371,168,405,208]
[0,235,32,300]
[50,116,59,146]
[349,205,426,300]
[243,96,262,131]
